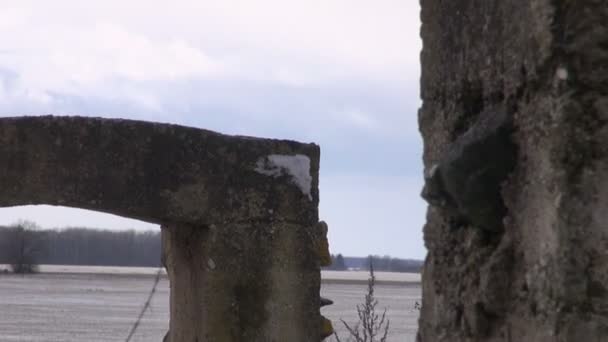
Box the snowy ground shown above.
[0,265,421,284]
[0,268,420,341]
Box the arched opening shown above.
[0,205,169,341]
[0,116,324,341]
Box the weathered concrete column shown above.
[162,221,323,341]
[419,1,608,341]
[0,116,329,341]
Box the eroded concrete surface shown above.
[418,1,608,341]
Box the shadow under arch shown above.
[0,116,326,342]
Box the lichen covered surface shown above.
[162,221,322,342]
[0,115,320,226]
[419,1,608,341]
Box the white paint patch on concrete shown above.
[255,154,312,200]
[556,67,568,80]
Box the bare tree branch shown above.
[331,257,390,342]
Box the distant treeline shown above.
[0,225,162,267]
[0,224,423,272]
[324,253,423,273]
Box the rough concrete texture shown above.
[0,116,329,341]
[418,1,608,341]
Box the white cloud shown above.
[0,21,223,103]
[0,5,30,30]
[0,0,422,119]
[0,0,420,91]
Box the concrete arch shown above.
[0,116,328,341]
[0,116,319,225]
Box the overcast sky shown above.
[0,1,425,259]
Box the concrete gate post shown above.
[162,220,327,341]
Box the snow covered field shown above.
[0,267,420,341]
[0,265,421,284]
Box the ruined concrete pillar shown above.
[419,1,607,341]
[162,221,324,341]
[0,116,329,341]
